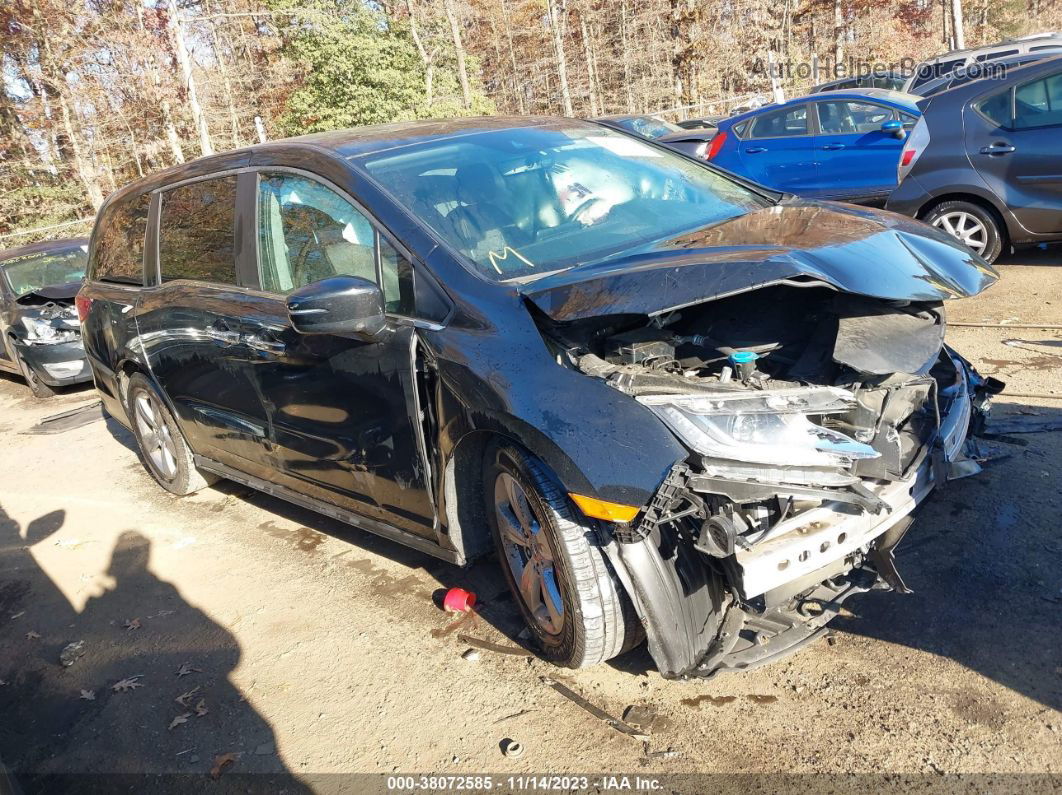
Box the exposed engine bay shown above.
[537,284,999,678]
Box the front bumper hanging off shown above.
[602,355,1000,680]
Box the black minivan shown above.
[81,117,999,679]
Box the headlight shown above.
[638,387,880,467]
[21,316,53,340]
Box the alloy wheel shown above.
[133,392,178,481]
[932,211,988,256]
[494,472,565,636]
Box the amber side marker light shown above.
[569,493,641,523]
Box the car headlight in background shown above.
[638,387,880,467]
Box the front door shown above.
[736,104,816,193]
[239,170,436,538]
[810,99,910,201]
[135,173,275,477]
[967,71,1062,235]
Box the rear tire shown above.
[484,442,642,668]
[126,373,216,496]
[924,200,1003,263]
[15,351,56,399]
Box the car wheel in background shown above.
[924,200,1003,263]
[15,351,56,399]
[126,372,216,496]
[484,441,642,668]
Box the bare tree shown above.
[443,0,472,108]
[546,0,574,116]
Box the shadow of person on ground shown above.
[0,507,311,790]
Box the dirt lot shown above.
[1,249,1060,791]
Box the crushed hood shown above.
[521,201,998,322]
[14,280,82,306]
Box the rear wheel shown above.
[484,442,641,668]
[126,373,215,496]
[924,200,1003,263]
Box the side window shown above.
[977,89,1012,127]
[158,176,237,285]
[976,49,1018,62]
[900,112,919,127]
[1014,74,1062,129]
[749,105,808,138]
[90,193,150,285]
[816,101,891,134]
[257,172,414,315]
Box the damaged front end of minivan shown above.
[523,215,1002,678]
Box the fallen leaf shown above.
[210,752,237,780]
[112,676,144,692]
[124,618,141,631]
[194,698,208,717]
[80,690,96,701]
[175,686,201,706]
[26,631,41,640]
[175,663,202,678]
[10,611,25,620]
[168,712,192,730]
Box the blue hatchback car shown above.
[707,89,921,205]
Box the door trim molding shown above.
[193,454,464,565]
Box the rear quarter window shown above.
[158,176,238,285]
[89,193,150,285]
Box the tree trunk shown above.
[546,0,574,116]
[500,0,525,114]
[168,0,213,156]
[833,0,843,71]
[951,0,966,50]
[443,0,472,109]
[407,0,435,108]
[621,0,634,113]
[580,15,599,116]
[136,2,184,164]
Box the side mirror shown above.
[287,275,386,341]
[881,120,906,139]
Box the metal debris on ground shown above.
[59,640,86,667]
[621,704,658,732]
[541,677,648,739]
[460,648,481,662]
[500,738,525,758]
[457,634,533,658]
[642,741,680,760]
[22,402,104,435]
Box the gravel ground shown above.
[0,249,1059,791]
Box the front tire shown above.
[126,373,215,496]
[15,351,56,399]
[924,200,1003,263]
[484,442,641,668]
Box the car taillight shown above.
[75,294,93,323]
[705,132,727,160]
[897,117,930,184]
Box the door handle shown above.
[243,332,287,355]
[821,143,846,150]
[980,143,1015,155]
[745,147,768,153]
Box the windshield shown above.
[610,116,683,139]
[1,245,88,297]
[359,124,769,282]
